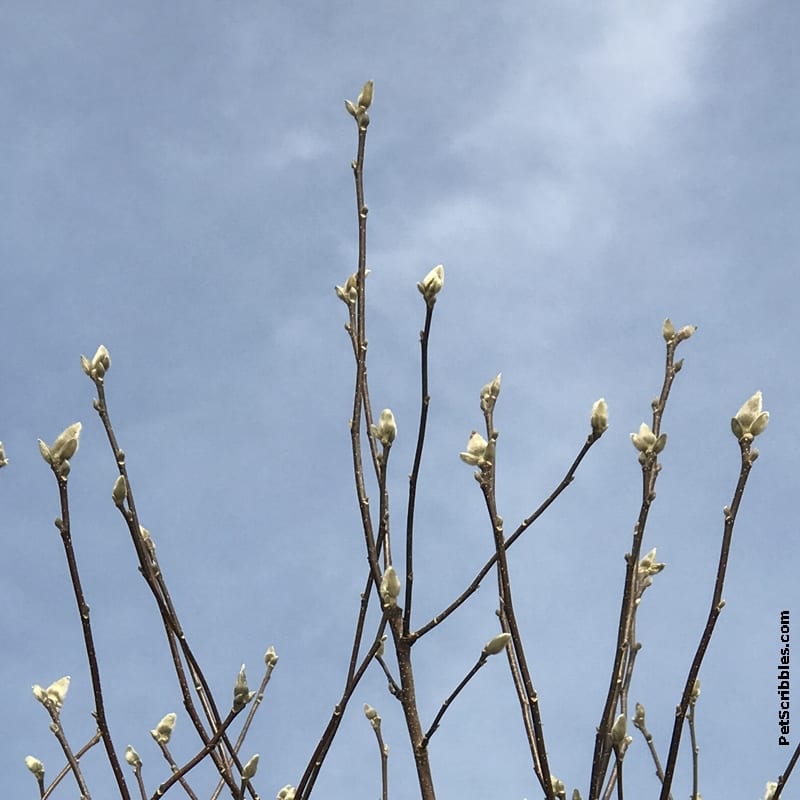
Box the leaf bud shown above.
[357,80,374,109]
[112,475,127,505]
[264,646,279,667]
[371,409,397,446]
[45,676,70,708]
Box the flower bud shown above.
[638,548,665,577]
[372,409,397,446]
[150,712,177,744]
[364,703,379,721]
[764,782,778,800]
[416,264,444,305]
[125,746,141,768]
[591,398,608,436]
[45,676,70,708]
[550,776,566,799]
[32,684,47,704]
[264,646,279,667]
[344,99,359,118]
[49,423,82,467]
[731,391,769,441]
[662,318,675,341]
[25,756,45,780]
[610,713,627,746]
[460,431,488,466]
[112,475,127,505]
[480,374,502,412]
[633,702,646,727]
[277,785,296,800]
[233,665,255,712]
[630,423,666,455]
[380,565,402,606]
[691,678,701,701]
[483,632,512,656]
[0,441,8,469]
[357,80,374,110]
[242,754,260,780]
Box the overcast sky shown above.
[2,2,798,799]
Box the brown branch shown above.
[51,473,130,800]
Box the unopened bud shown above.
[731,391,769,441]
[356,80,374,110]
[591,398,608,436]
[662,318,676,341]
[364,703,379,720]
[112,475,127,505]
[610,713,627,746]
[380,566,401,606]
[45,676,70,708]
[150,712,177,744]
[372,409,397,446]
[277,785,296,800]
[48,423,82,467]
[0,441,8,469]
[416,264,444,306]
[264,646,279,667]
[460,431,488,466]
[233,665,255,712]
[125,746,142,768]
[25,756,45,780]
[483,632,512,656]
[242,754,260,780]
[480,374,502,412]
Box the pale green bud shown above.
[691,678,701,701]
[125,746,141,768]
[480,374,502,412]
[460,431,488,466]
[335,270,370,305]
[344,99,359,118]
[638,548,665,577]
[277,786,296,800]
[356,80,374,110]
[242,754,260,781]
[610,713,627,747]
[150,712,177,744]
[483,632,512,656]
[417,264,444,305]
[233,665,255,712]
[112,475,127,505]
[764,781,778,800]
[32,684,47,704]
[550,776,566,799]
[731,391,769,441]
[662,318,675,341]
[630,423,666,455]
[25,756,45,780]
[45,676,70,708]
[264,646,279,667]
[48,423,82,467]
[380,565,401,606]
[676,324,697,342]
[372,409,397,446]
[633,702,646,728]
[591,398,608,436]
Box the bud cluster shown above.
[80,344,111,382]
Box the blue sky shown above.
[2,2,798,798]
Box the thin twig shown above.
[51,472,130,800]
[658,438,756,800]
[41,730,102,800]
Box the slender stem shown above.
[774,742,800,798]
[53,475,130,800]
[590,336,685,799]
[404,304,435,637]
[687,698,699,800]
[658,440,755,800]
[421,653,487,747]
[41,732,102,800]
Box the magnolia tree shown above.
[10,82,797,800]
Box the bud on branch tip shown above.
[731,391,769,441]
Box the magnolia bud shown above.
[372,409,397,446]
[25,756,45,780]
[242,754,259,780]
[460,431,488,466]
[112,475,127,505]
[125,746,142,768]
[45,676,70,708]
[151,713,177,744]
[356,80,374,109]
[264,646,279,667]
[416,264,444,305]
[483,632,512,656]
[590,398,608,436]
